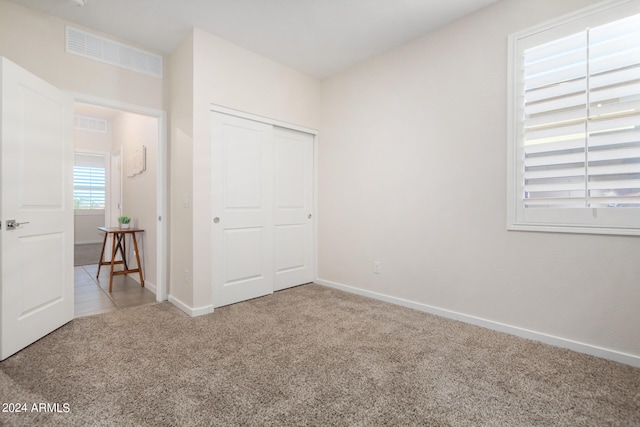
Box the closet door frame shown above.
[209,104,318,307]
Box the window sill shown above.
[507,222,640,237]
[74,209,105,217]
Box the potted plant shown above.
[118,216,131,229]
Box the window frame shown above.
[507,0,640,236]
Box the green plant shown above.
[118,216,131,224]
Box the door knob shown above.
[6,220,30,230]
[213,217,220,224]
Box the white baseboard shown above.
[75,240,102,245]
[143,281,156,295]
[168,294,215,317]
[124,275,159,300]
[315,278,640,368]
[128,274,153,291]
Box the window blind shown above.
[74,166,106,209]
[74,153,106,210]
[522,12,640,209]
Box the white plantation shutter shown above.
[523,32,588,208]
[508,0,640,234]
[587,13,640,207]
[74,154,106,210]
[522,13,640,208]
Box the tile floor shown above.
[75,263,157,317]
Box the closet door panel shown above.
[211,112,274,308]
[274,127,314,291]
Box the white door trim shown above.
[110,146,123,227]
[209,104,319,301]
[71,93,168,302]
[210,104,319,136]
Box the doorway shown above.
[0,57,165,359]
[72,100,167,317]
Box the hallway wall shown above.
[113,112,159,291]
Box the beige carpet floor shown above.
[1,284,639,426]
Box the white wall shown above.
[192,28,320,130]
[73,213,103,244]
[74,127,112,153]
[318,0,640,364]
[113,111,158,291]
[168,32,194,308]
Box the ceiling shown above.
[8,0,498,79]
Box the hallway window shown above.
[74,154,106,210]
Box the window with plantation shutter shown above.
[507,0,640,235]
[74,153,106,210]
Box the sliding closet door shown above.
[211,112,274,308]
[211,111,315,307]
[274,127,314,291]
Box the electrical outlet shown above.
[373,261,381,274]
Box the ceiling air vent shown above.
[66,26,163,78]
[75,115,108,133]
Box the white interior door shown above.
[211,112,274,308]
[274,127,314,291]
[0,57,74,360]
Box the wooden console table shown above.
[97,226,145,292]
